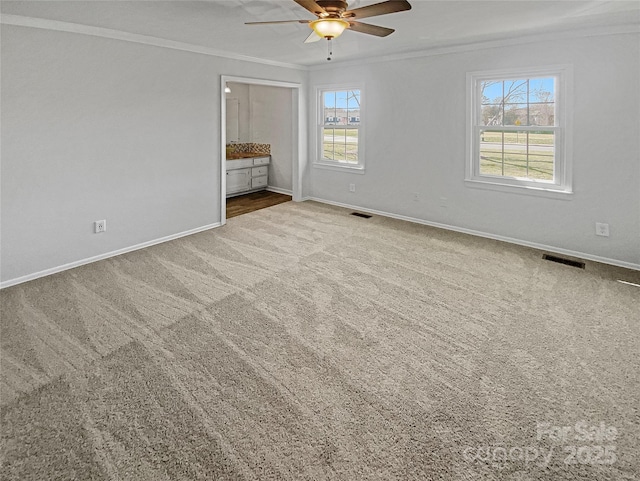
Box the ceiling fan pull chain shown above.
[327,38,333,61]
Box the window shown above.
[316,87,363,170]
[467,66,572,195]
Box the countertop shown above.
[226,152,270,160]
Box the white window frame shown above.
[314,85,365,172]
[466,65,573,197]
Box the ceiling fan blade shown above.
[348,21,394,37]
[245,20,311,25]
[294,0,328,17]
[304,31,323,43]
[343,0,411,20]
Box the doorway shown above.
[220,76,302,224]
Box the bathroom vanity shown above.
[226,154,270,197]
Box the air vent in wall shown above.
[543,254,585,269]
[351,212,372,219]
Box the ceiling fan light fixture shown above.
[310,18,349,39]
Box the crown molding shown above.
[309,22,640,70]
[0,14,308,71]
[2,14,638,72]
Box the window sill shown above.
[313,162,365,174]
[464,178,573,199]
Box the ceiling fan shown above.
[246,0,412,58]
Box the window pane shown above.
[527,131,555,180]
[529,77,555,126]
[529,101,555,126]
[503,151,529,178]
[481,104,502,126]
[502,79,528,104]
[323,128,336,160]
[479,130,504,176]
[504,103,528,126]
[323,127,358,163]
[529,108,554,127]
[481,81,502,105]
[528,78,555,103]
[347,90,360,125]
[324,91,336,124]
[334,91,347,126]
[336,90,348,107]
[347,90,360,109]
[344,129,358,162]
[479,130,554,181]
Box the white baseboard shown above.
[266,186,293,196]
[0,222,222,289]
[306,197,640,271]
[5,198,637,289]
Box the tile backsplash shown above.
[226,142,270,154]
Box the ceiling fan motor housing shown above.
[246,0,411,48]
[316,0,349,17]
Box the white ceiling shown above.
[2,1,639,66]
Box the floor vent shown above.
[351,212,372,219]
[543,254,585,269]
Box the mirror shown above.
[226,98,239,142]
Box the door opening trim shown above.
[220,76,303,225]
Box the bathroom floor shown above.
[226,191,292,219]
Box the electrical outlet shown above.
[439,197,448,208]
[349,183,356,193]
[412,192,420,202]
[95,220,106,233]
[595,222,609,237]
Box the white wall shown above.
[250,85,294,192]
[3,25,637,285]
[308,33,640,268]
[1,25,307,284]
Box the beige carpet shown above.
[1,201,639,480]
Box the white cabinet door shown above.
[227,168,251,195]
